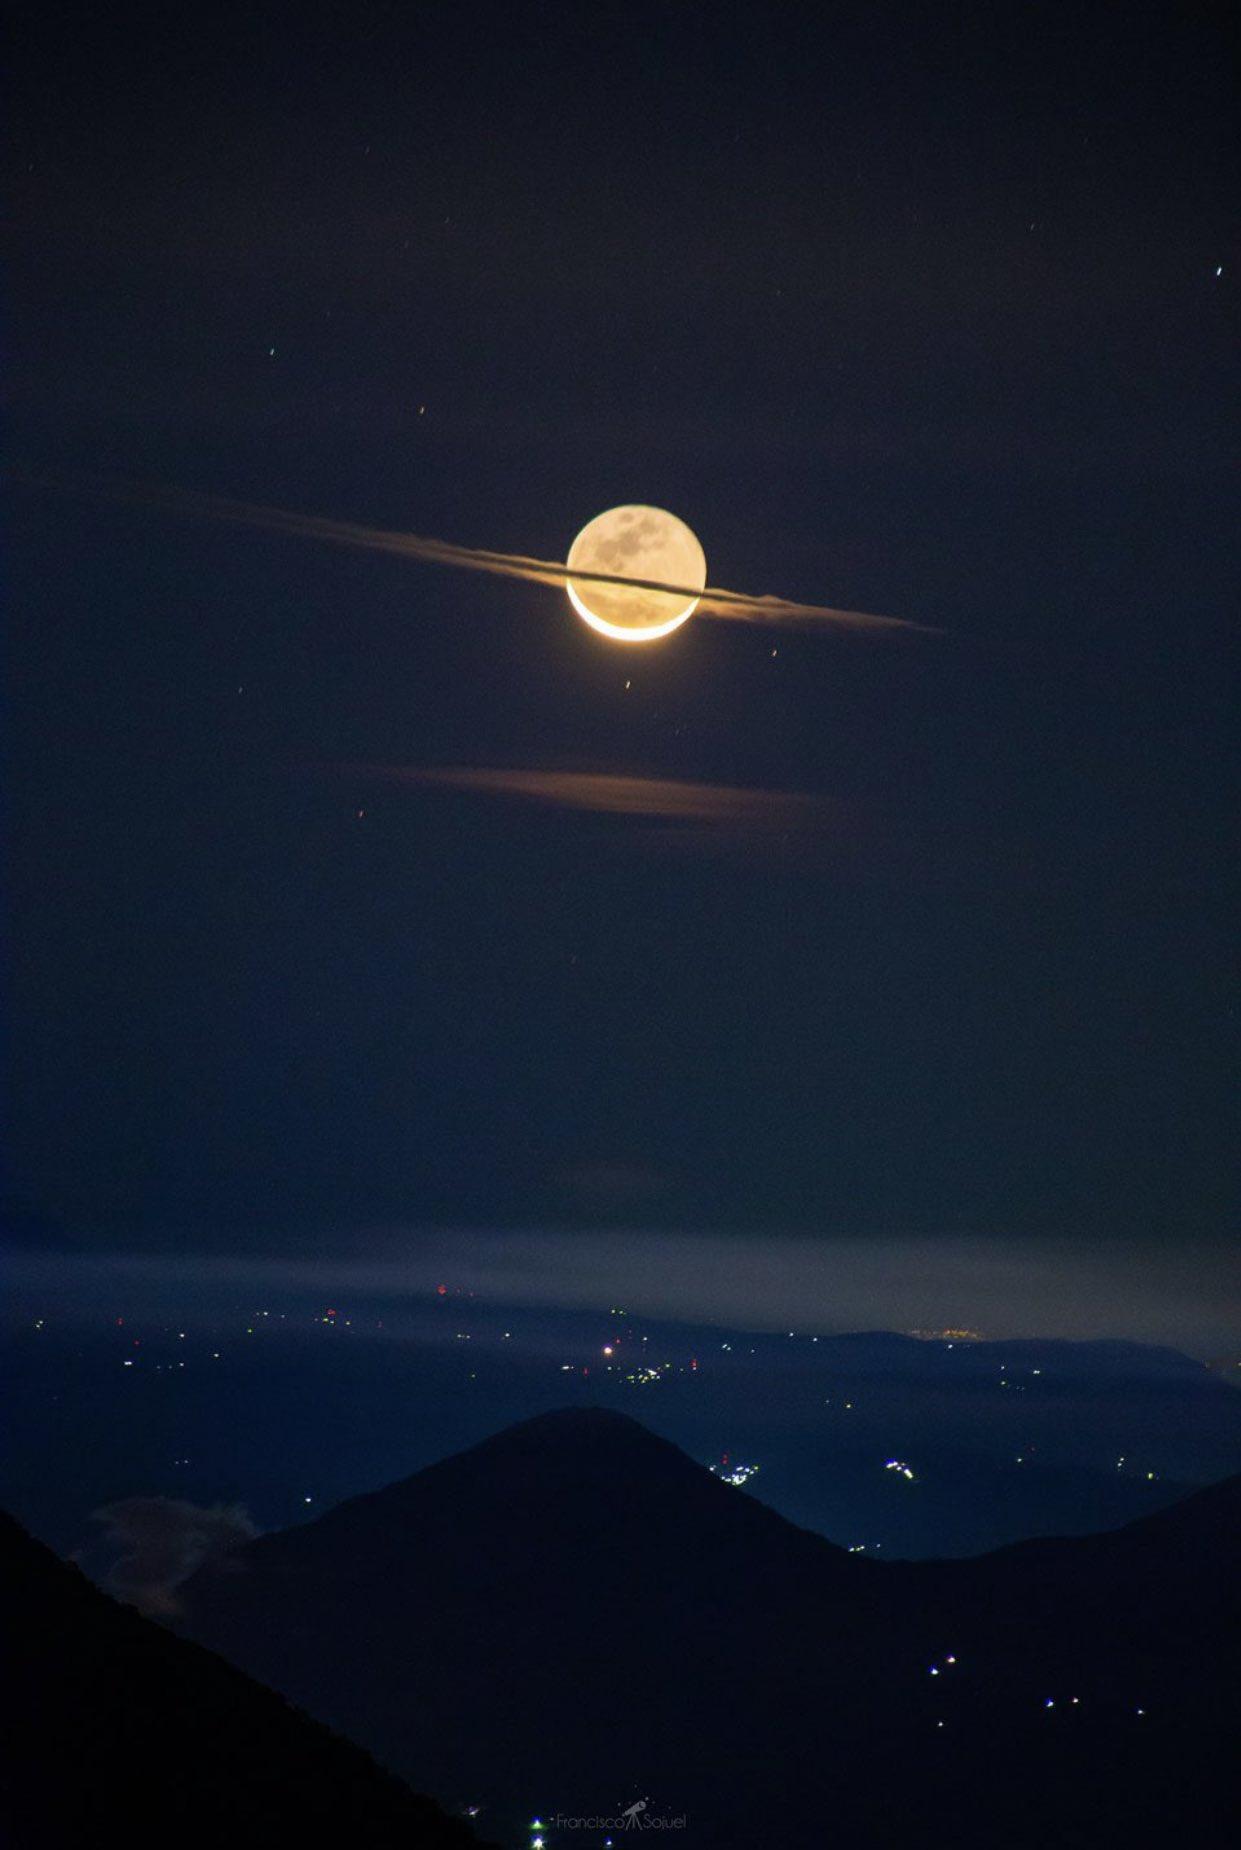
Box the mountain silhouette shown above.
[176,1407,1237,1847]
[0,1512,490,1849]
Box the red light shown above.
[436,1285,448,1297]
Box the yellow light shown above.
[567,578,699,643]
[566,505,706,643]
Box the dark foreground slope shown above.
[178,1408,1238,1848]
[0,1513,487,1850]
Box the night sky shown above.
[6,5,1237,1348]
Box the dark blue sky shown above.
[6,5,1236,1327]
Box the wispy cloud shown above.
[90,1497,259,1616]
[370,765,827,830]
[52,479,935,635]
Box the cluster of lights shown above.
[1114,1454,1160,1481]
[884,1459,916,1481]
[622,1363,671,1387]
[709,1461,760,1488]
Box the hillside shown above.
[0,1512,489,1849]
[177,1407,1239,1846]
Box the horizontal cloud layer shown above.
[13,1231,1237,1355]
[364,764,826,827]
[68,479,936,635]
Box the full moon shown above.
[566,505,706,642]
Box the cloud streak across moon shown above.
[86,481,936,636]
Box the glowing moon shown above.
[566,505,706,642]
